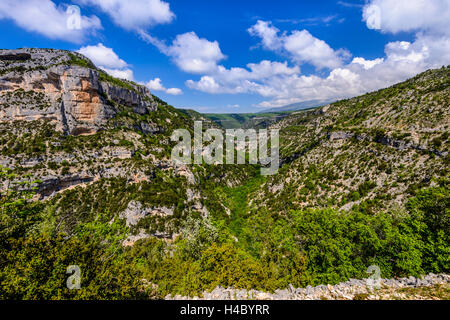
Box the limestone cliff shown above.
[0,48,157,135]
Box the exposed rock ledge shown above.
[0,48,157,135]
[166,273,449,300]
[119,200,174,227]
[328,131,448,157]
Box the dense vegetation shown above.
[0,167,156,299]
[1,164,448,298]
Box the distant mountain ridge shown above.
[199,111,291,129]
[261,99,329,113]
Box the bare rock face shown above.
[120,200,174,227]
[0,48,157,135]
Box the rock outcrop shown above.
[120,200,174,227]
[0,48,157,135]
[166,273,450,300]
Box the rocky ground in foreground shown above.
[166,273,450,300]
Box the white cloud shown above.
[146,78,166,91]
[0,0,101,43]
[166,87,183,95]
[185,4,450,109]
[283,30,347,69]
[145,78,182,95]
[77,0,174,31]
[246,60,300,78]
[187,76,221,93]
[363,0,450,35]
[186,31,450,108]
[210,60,299,86]
[101,67,134,81]
[134,3,449,109]
[78,43,133,80]
[247,20,282,50]
[248,20,348,69]
[254,33,450,108]
[149,32,226,74]
[186,60,299,94]
[78,43,127,68]
[351,57,384,69]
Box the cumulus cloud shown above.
[337,1,364,8]
[78,43,127,69]
[78,43,134,80]
[186,60,299,94]
[146,78,166,91]
[144,31,226,74]
[283,30,348,69]
[145,78,182,95]
[253,33,450,108]
[248,20,348,69]
[186,4,450,108]
[187,76,220,93]
[100,67,134,81]
[247,20,282,51]
[0,0,101,43]
[186,31,450,108]
[134,2,449,109]
[76,0,174,31]
[166,87,183,95]
[351,57,384,70]
[363,0,450,35]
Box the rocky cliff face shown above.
[0,48,157,135]
[0,48,208,242]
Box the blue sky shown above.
[0,0,449,113]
